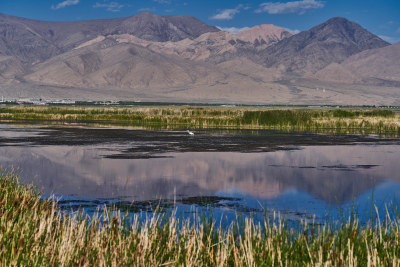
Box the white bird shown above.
[186,130,194,135]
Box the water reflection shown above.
[0,123,399,221]
[1,144,398,202]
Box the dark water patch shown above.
[105,154,174,159]
[320,164,379,171]
[355,165,380,169]
[1,123,397,153]
[56,195,258,214]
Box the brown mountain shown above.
[23,37,285,102]
[261,17,389,73]
[97,24,291,63]
[114,12,220,42]
[312,42,400,85]
[0,13,399,105]
[24,39,226,89]
[0,12,219,65]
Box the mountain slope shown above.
[0,56,24,82]
[22,37,291,104]
[261,17,389,73]
[312,42,400,85]
[308,63,362,83]
[23,39,227,89]
[0,14,64,64]
[341,42,400,82]
[0,12,219,65]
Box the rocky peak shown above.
[236,24,292,45]
[262,17,390,73]
[117,12,219,42]
[307,17,389,49]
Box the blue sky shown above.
[1,0,399,43]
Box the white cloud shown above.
[255,0,325,15]
[283,27,301,34]
[217,26,250,34]
[397,27,400,34]
[210,5,246,21]
[93,2,124,12]
[211,8,240,20]
[218,25,300,35]
[378,35,400,44]
[51,0,79,10]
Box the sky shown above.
[1,0,400,43]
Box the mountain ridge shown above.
[0,13,398,106]
[0,12,219,64]
[260,17,390,73]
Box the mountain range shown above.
[0,12,399,105]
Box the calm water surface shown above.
[1,122,399,224]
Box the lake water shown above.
[1,122,400,224]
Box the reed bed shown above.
[1,170,400,266]
[0,106,399,134]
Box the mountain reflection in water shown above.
[0,123,399,220]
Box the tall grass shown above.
[1,170,400,266]
[0,106,399,134]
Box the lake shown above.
[1,122,399,224]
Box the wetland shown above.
[0,119,399,224]
[2,106,400,265]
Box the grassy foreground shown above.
[0,106,399,134]
[1,171,400,266]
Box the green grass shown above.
[0,106,399,134]
[1,170,400,266]
[242,110,313,126]
[331,109,395,118]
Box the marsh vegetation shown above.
[1,107,400,265]
[0,106,399,134]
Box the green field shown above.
[1,105,399,134]
[1,170,400,266]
